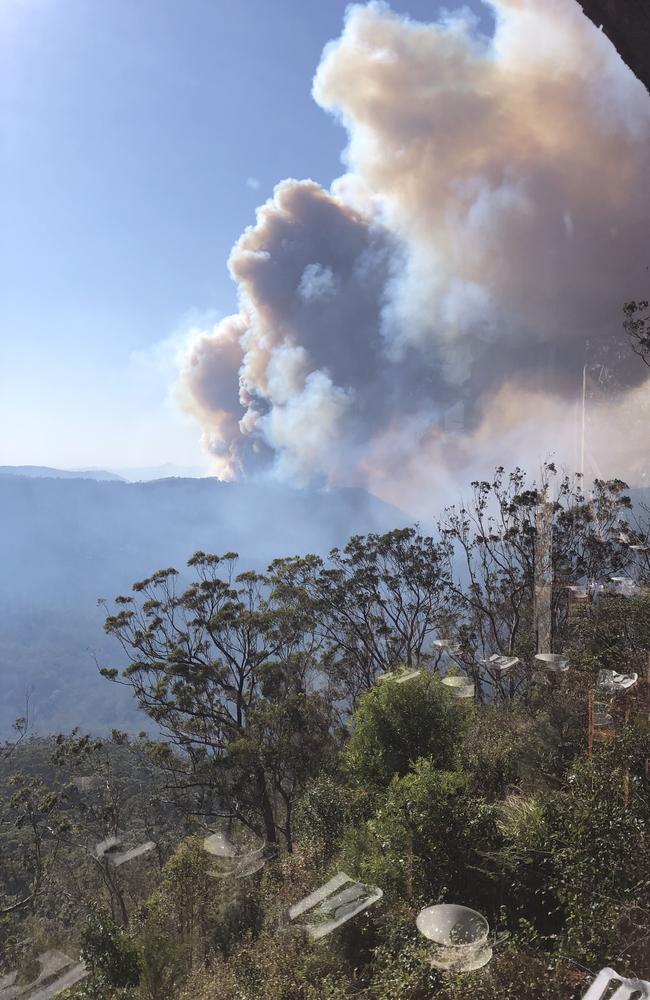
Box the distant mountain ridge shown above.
[0,465,124,481]
[0,462,211,483]
[0,475,410,736]
[109,462,209,481]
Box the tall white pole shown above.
[535,498,553,654]
[580,363,587,480]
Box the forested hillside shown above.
[1,466,649,998]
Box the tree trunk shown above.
[255,768,278,846]
[284,797,293,855]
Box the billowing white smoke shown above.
[179,0,650,513]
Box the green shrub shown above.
[293,775,350,857]
[460,705,527,799]
[137,921,186,1000]
[350,758,497,906]
[495,730,650,963]
[343,674,463,803]
[80,915,140,988]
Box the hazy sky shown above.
[0,0,490,471]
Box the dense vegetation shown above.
[1,465,649,998]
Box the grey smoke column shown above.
[179,0,650,511]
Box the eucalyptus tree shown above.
[0,768,62,920]
[438,465,633,698]
[46,731,174,927]
[568,592,650,680]
[624,298,650,367]
[101,552,337,851]
[270,528,455,709]
[621,495,650,590]
[1,694,32,763]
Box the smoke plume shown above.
[179,0,650,514]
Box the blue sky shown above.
[0,0,490,471]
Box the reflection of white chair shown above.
[582,966,650,999]
[289,872,382,940]
[433,639,461,654]
[95,835,155,868]
[204,831,237,858]
[109,842,155,868]
[609,577,639,597]
[598,670,639,693]
[95,835,121,859]
[593,699,614,728]
[0,950,88,1000]
[535,653,569,673]
[484,654,519,674]
[377,669,421,685]
[233,848,267,879]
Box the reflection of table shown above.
[203,832,237,858]
[416,904,492,973]
[95,835,121,858]
[316,884,371,921]
[70,775,99,792]
[535,653,569,673]
[441,676,474,699]
[29,963,88,1000]
[608,577,640,597]
[203,827,266,879]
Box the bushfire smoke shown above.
[179,0,650,514]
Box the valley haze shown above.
[0,470,410,736]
